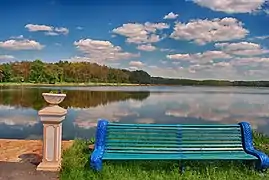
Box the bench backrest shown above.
[101,122,244,154]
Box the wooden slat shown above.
[106,144,242,148]
[108,123,240,127]
[107,133,241,137]
[107,126,240,130]
[108,130,241,134]
[108,128,241,133]
[106,136,242,141]
[106,140,243,144]
[105,150,247,154]
[103,151,256,160]
[105,147,244,152]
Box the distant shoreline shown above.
[0,82,151,87]
[1,82,269,88]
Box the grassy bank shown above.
[60,132,269,180]
[0,82,145,87]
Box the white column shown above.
[37,97,67,171]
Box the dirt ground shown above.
[0,139,74,180]
[0,161,59,180]
[0,139,73,162]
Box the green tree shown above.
[129,70,151,84]
[29,59,45,83]
[2,64,12,82]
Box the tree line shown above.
[0,60,151,84]
[1,59,269,87]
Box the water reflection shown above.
[0,86,269,139]
[0,86,150,109]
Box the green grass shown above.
[60,132,269,180]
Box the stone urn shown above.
[42,92,66,106]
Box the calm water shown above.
[1,85,269,140]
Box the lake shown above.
[1,85,269,140]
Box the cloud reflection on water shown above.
[1,86,269,138]
[72,91,269,135]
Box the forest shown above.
[1,59,269,87]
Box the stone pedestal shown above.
[37,105,67,171]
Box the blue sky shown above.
[1,0,269,80]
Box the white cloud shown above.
[0,39,44,50]
[55,43,62,46]
[167,53,191,61]
[73,38,139,62]
[25,24,53,32]
[160,48,175,52]
[231,57,269,66]
[170,17,249,45]
[73,102,139,129]
[164,12,179,19]
[10,35,24,39]
[264,9,269,14]
[167,50,232,64]
[76,26,83,30]
[0,116,38,126]
[191,0,267,13]
[248,35,269,41]
[213,61,231,67]
[137,44,156,51]
[55,27,69,35]
[144,22,170,31]
[136,118,156,124]
[215,42,269,56]
[195,50,232,60]
[44,31,59,36]
[112,22,169,44]
[0,55,15,61]
[25,24,69,35]
[129,61,145,67]
[146,55,269,80]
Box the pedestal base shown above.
[36,161,61,172]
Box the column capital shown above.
[38,105,67,124]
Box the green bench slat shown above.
[108,132,241,136]
[106,144,243,148]
[107,126,240,130]
[108,123,240,127]
[108,128,241,133]
[108,130,241,134]
[103,152,256,160]
[108,131,241,134]
[106,140,243,145]
[105,150,247,154]
[106,136,242,141]
[103,153,184,160]
[107,133,241,138]
[105,147,244,152]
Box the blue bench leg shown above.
[255,161,268,173]
[90,158,103,171]
[180,161,185,174]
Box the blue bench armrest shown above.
[90,120,108,171]
[239,122,269,170]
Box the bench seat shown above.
[90,120,269,171]
[103,151,256,160]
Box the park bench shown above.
[90,120,269,172]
